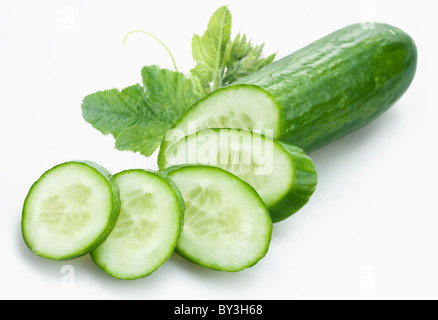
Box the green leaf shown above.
[115,124,170,157]
[141,65,198,123]
[190,7,276,94]
[222,33,276,86]
[190,74,211,101]
[81,66,197,157]
[81,6,277,159]
[190,6,232,92]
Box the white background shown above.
[1,0,437,300]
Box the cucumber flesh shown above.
[91,169,184,280]
[21,161,120,260]
[163,165,272,272]
[159,84,280,164]
[159,129,317,222]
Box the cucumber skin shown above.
[21,161,121,261]
[233,23,417,152]
[153,170,186,231]
[78,161,121,256]
[270,142,318,222]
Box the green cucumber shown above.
[163,165,272,272]
[159,23,417,159]
[159,128,317,222]
[91,169,184,280]
[21,161,121,261]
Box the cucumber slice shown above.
[159,129,317,222]
[163,165,272,272]
[21,161,121,261]
[158,84,281,164]
[91,169,184,280]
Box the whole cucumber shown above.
[233,23,417,152]
[159,23,417,160]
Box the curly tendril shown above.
[123,30,178,72]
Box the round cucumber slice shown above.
[163,165,272,272]
[158,84,281,165]
[21,161,121,261]
[159,129,318,222]
[91,169,184,280]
